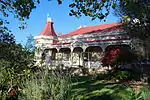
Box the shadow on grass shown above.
[71,76,128,100]
[71,76,92,83]
[86,92,121,100]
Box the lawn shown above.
[70,76,139,100]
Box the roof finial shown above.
[47,13,52,22]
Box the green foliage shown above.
[96,69,141,81]
[96,70,131,81]
[0,34,35,99]
[1,0,147,33]
[20,69,71,100]
[0,0,40,30]
[119,86,150,100]
[110,69,143,81]
[115,0,150,40]
[0,0,64,33]
[0,31,72,99]
[67,0,146,21]
[141,86,150,100]
[119,87,141,100]
[68,0,114,21]
[118,0,150,58]
[112,70,130,81]
[0,33,15,43]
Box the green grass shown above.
[70,76,132,100]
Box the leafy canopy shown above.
[0,0,40,30]
[115,0,150,40]
[0,0,145,30]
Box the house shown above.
[34,17,131,69]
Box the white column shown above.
[70,47,74,67]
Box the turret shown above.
[34,17,58,48]
[34,16,58,66]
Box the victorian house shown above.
[34,17,131,69]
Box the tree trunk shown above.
[143,40,149,59]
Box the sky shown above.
[8,0,119,45]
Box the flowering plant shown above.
[101,47,121,66]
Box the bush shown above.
[141,86,150,100]
[119,85,150,100]
[112,70,131,81]
[20,68,71,100]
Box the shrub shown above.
[20,68,71,100]
[113,70,132,81]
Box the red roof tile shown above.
[40,22,57,36]
[60,22,121,37]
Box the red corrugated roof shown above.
[60,22,121,37]
[40,22,57,36]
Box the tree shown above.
[1,0,147,29]
[101,46,136,67]
[114,1,150,59]
[115,1,150,39]
[0,0,141,33]
[0,0,40,30]
[0,34,35,99]
[25,34,35,53]
[68,0,117,21]
[67,0,148,21]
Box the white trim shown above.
[34,36,56,39]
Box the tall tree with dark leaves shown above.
[114,0,150,59]
[0,0,40,30]
[0,34,35,99]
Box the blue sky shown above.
[8,0,119,45]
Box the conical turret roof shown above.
[40,18,57,36]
